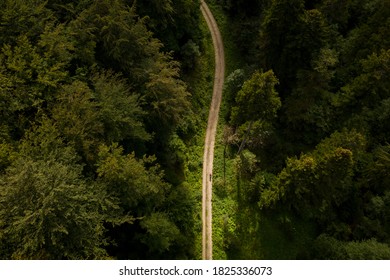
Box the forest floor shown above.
[200,0,225,260]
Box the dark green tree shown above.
[259,130,365,228]
[260,1,331,95]
[0,0,53,44]
[231,70,281,125]
[96,143,184,258]
[312,234,390,259]
[0,120,112,259]
[230,70,281,154]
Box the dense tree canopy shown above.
[0,0,388,260]
[220,0,390,259]
[0,0,200,260]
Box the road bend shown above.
[200,0,225,260]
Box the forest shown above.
[0,0,389,260]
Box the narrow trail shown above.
[200,0,225,260]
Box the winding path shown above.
[201,0,225,260]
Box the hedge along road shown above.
[200,0,225,260]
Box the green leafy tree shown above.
[338,49,390,112]
[74,0,191,131]
[338,0,390,77]
[135,0,174,29]
[0,22,74,137]
[51,81,103,166]
[319,0,352,34]
[135,0,202,55]
[284,48,339,144]
[180,39,201,70]
[0,0,196,261]
[260,130,365,227]
[230,70,281,154]
[96,143,170,215]
[161,182,196,258]
[231,70,281,125]
[312,234,390,260]
[0,141,14,172]
[365,145,390,192]
[91,70,150,144]
[0,158,108,259]
[0,0,53,44]
[144,55,190,129]
[0,33,70,108]
[260,1,330,95]
[0,121,112,259]
[139,212,180,255]
[259,0,305,92]
[96,143,184,258]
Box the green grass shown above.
[211,121,239,259]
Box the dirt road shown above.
[200,0,225,260]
